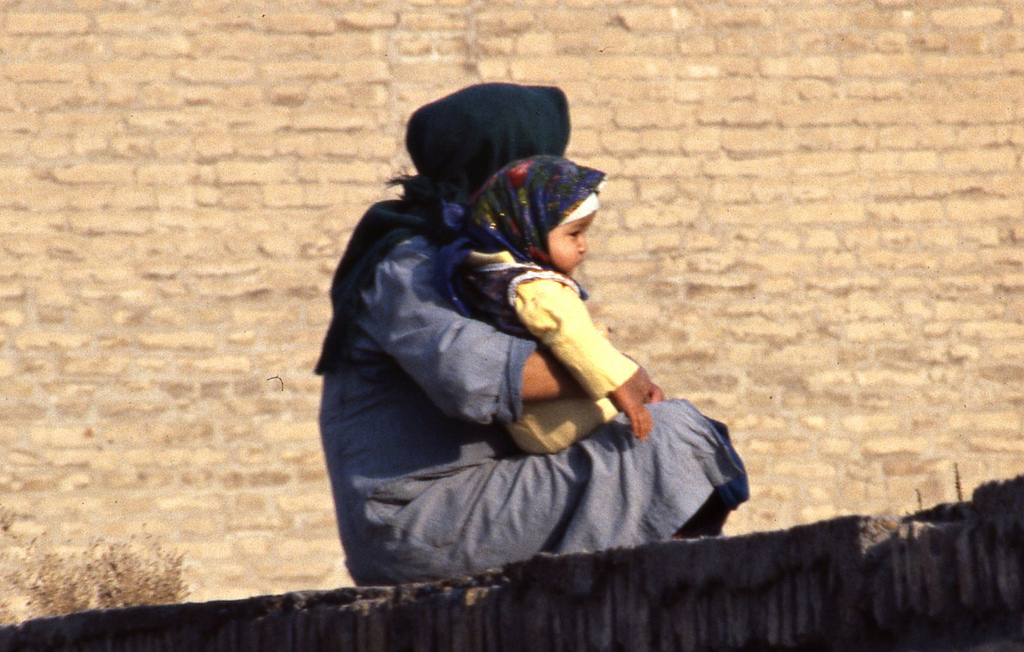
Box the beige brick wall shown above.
[1,1,1022,603]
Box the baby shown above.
[435,155,658,453]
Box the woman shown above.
[316,83,748,586]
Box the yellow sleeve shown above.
[508,398,620,454]
[514,278,638,398]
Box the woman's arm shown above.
[360,240,538,425]
[521,349,587,402]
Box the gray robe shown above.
[319,237,747,585]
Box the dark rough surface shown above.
[3,476,1024,652]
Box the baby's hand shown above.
[609,370,655,440]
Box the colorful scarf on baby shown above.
[434,155,606,323]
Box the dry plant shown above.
[0,509,188,625]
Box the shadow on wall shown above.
[2,474,1024,651]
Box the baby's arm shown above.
[608,369,656,440]
[514,277,653,439]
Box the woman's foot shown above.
[673,492,729,539]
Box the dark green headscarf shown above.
[315,83,572,374]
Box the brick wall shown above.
[1,0,1022,604]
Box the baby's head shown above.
[545,196,597,276]
[468,155,605,276]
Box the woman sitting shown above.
[315,83,749,586]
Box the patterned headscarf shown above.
[435,155,605,317]
[466,155,605,265]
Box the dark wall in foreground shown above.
[3,474,1024,652]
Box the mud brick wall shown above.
[1,0,1023,604]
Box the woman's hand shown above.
[620,358,665,405]
[632,364,665,404]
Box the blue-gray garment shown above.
[319,237,748,586]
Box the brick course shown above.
[1,0,1023,606]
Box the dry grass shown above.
[0,508,189,625]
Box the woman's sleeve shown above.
[514,279,638,398]
[359,241,536,425]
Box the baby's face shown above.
[547,212,596,275]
